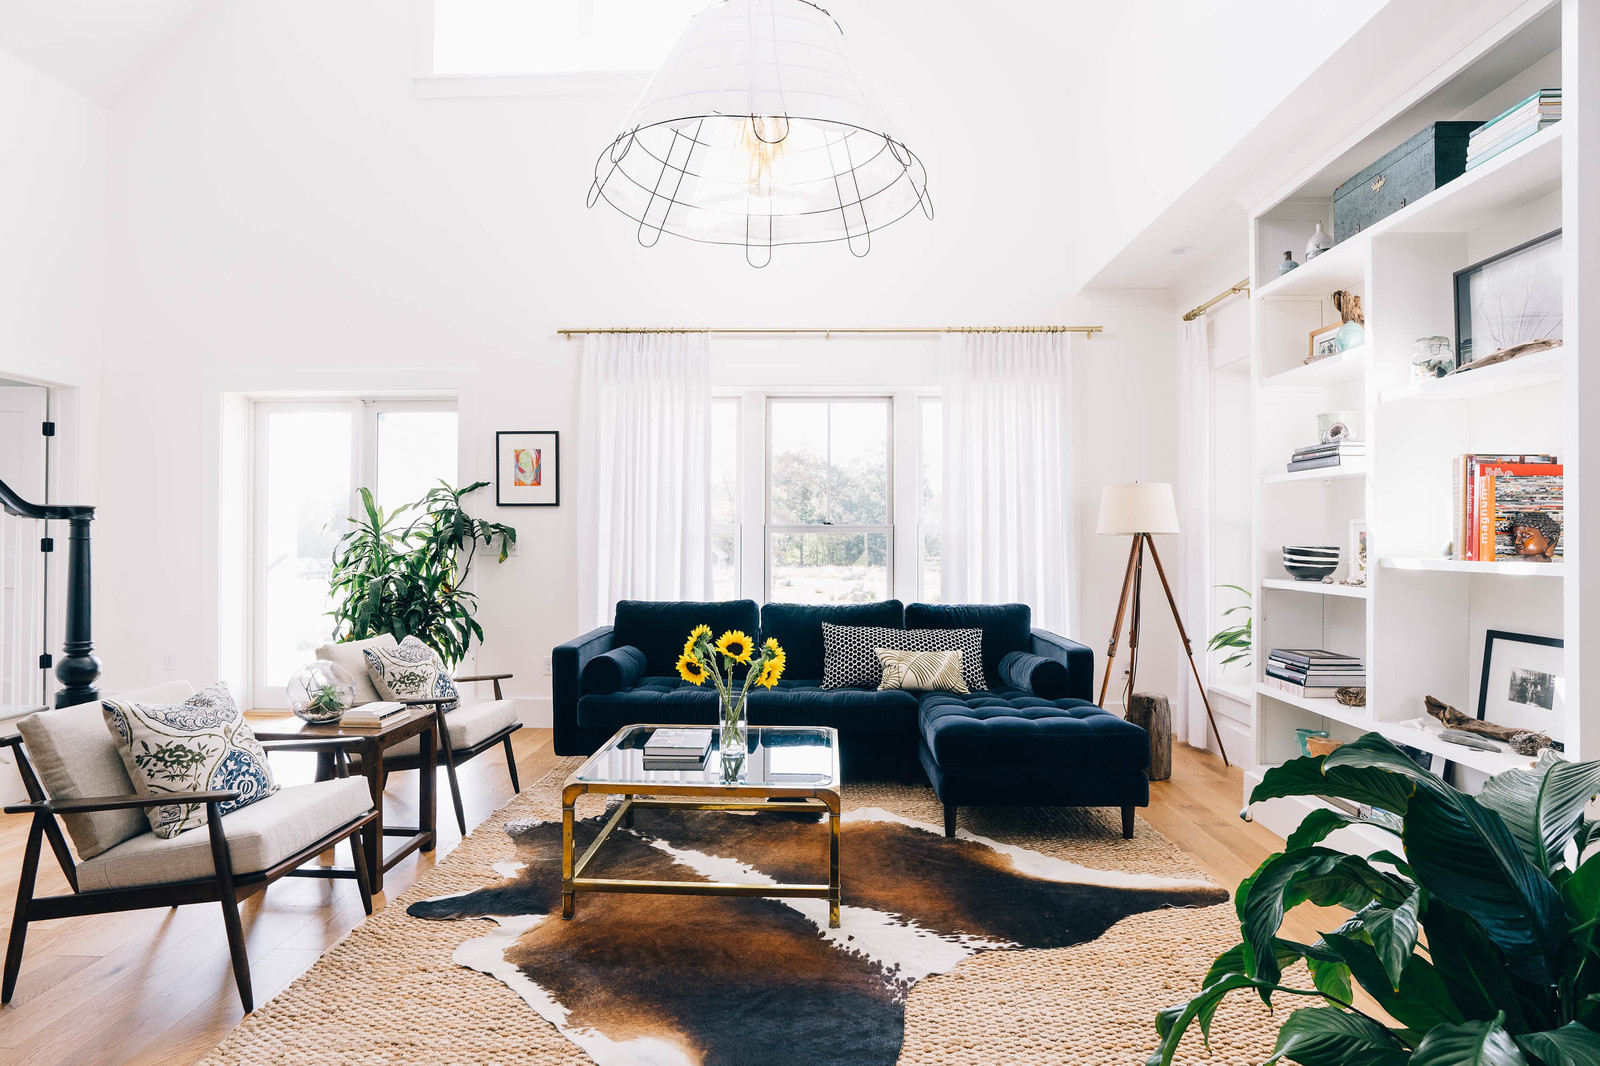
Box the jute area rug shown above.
[199,763,1288,1065]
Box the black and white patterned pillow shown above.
[363,636,460,711]
[820,624,986,692]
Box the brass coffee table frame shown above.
[561,725,842,928]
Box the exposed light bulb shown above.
[737,115,789,199]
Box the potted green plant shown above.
[1207,584,1252,669]
[328,481,516,667]
[1149,733,1600,1065]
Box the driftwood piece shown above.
[1128,693,1172,781]
[1456,337,1562,373]
[1424,695,1562,754]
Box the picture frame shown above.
[495,430,560,507]
[1476,629,1564,742]
[1347,519,1369,585]
[1453,228,1562,368]
[1308,323,1343,363]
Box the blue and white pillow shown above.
[363,635,460,710]
[101,681,278,839]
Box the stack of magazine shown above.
[1266,649,1365,699]
[642,727,713,770]
[339,701,408,727]
[1467,89,1561,170]
[1288,440,1365,473]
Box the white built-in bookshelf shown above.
[1238,1,1598,844]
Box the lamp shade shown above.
[1096,482,1180,535]
[588,0,932,266]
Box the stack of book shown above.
[1451,453,1563,561]
[339,701,409,728]
[1266,649,1365,699]
[1467,89,1561,170]
[642,727,713,770]
[1287,440,1365,473]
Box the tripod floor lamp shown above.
[1096,482,1230,766]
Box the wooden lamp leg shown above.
[1098,535,1143,707]
[1143,537,1230,767]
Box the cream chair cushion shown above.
[75,777,373,891]
[15,680,197,859]
[315,634,398,706]
[385,699,518,758]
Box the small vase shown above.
[719,697,748,759]
[1306,222,1333,259]
[1278,251,1299,275]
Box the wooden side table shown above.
[254,707,438,892]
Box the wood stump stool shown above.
[1127,692,1173,781]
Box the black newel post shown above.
[54,515,101,708]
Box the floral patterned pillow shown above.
[363,636,460,711]
[101,681,278,839]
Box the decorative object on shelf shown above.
[587,0,932,267]
[1454,229,1562,368]
[1439,729,1503,752]
[285,661,357,724]
[1510,510,1562,562]
[1265,647,1363,697]
[1205,584,1251,669]
[1304,222,1333,259]
[679,625,786,757]
[1410,335,1453,379]
[1306,322,1343,363]
[1281,545,1340,581]
[1287,438,1364,472]
[329,483,517,668]
[1317,411,1358,442]
[1457,336,1563,373]
[1453,453,1562,562]
[1477,629,1565,744]
[1346,519,1369,586]
[495,430,560,507]
[1467,88,1561,170]
[1331,120,1478,240]
[1426,692,1562,753]
[1293,728,1329,756]
[1331,289,1366,350]
[1278,251,1299,275]
[1335,686,1366,707]
[1152,733,1600,1066]
[1304,734,1343,758]
[1095,482,1230,764]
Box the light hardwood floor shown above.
[0,733,1322,1065]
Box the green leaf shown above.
[1308,954,1354,1005]
[1240,849,1406,984]
[1287,807,1405,851]
[1323,929,1464,1034]
[1403,789,1569,985]
[1409,1017,1530,1065]
[1420,899,1527,1030]
[1363,890,1424,990]
[1252,746,1417,815]
[1478,754,1600,875]
[1262,1008,1408,1066]
[1515,1023,1600,1066]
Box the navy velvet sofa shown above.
[553,599,1152,837]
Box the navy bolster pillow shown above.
[998,651,1071,699]
[581,645,648,695]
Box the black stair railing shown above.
[0,477,98,709]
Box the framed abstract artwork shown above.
[496,431,559,507]
[1454,229,1562,368]
[1477,629,1564,742]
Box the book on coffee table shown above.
[643,728,714,758]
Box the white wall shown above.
[93,0,1187,719]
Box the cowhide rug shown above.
[408,805,1227,1066]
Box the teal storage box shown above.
[1332,122,1478,242]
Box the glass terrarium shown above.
[286,661,358,724]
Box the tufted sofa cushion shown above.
[918,693,1150,771]
[759,600,905,680]
[613,599,761,677]
[581,645,648,695]
[905,603,1032,685]
[576,677,720,733]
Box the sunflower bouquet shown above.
[677,625,785,757]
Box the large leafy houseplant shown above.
[1207,584,1253,668]
[1151,733,1600,1065]
[328,481,516,667]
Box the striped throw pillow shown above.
[874,648,970,694]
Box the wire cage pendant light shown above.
[587,0,933,267]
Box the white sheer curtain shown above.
[941,332,1076,633]
[1174,318,1213,747]
[577,333,712,630]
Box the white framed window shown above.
[250,398,457,707]
[919,398,943,603]
[715,390,938,606]
[429,0,704,76]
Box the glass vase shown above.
[719,697,748,759]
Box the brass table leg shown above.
[561,797,576,920]
[828,801,841,929]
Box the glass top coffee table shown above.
[561,724,842,927]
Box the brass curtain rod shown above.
[558,325,1102,339]
[1181,278,1251,322]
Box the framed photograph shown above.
[496,431,560,507]
[1347,519,1369,585]
[1308,323,1342,363]
[1454,229,1562,367]
[1477,629,1564,741]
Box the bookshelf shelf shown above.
[1378,557,1565,577]
[1261,466,1366,485]
[1261,344,1368,390]
[1379,347,1564,404]
[1261,578,1369,598]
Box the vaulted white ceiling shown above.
[0,0,215,104]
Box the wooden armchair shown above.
[2,688,379,1013]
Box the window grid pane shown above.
[920,399,943,602]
